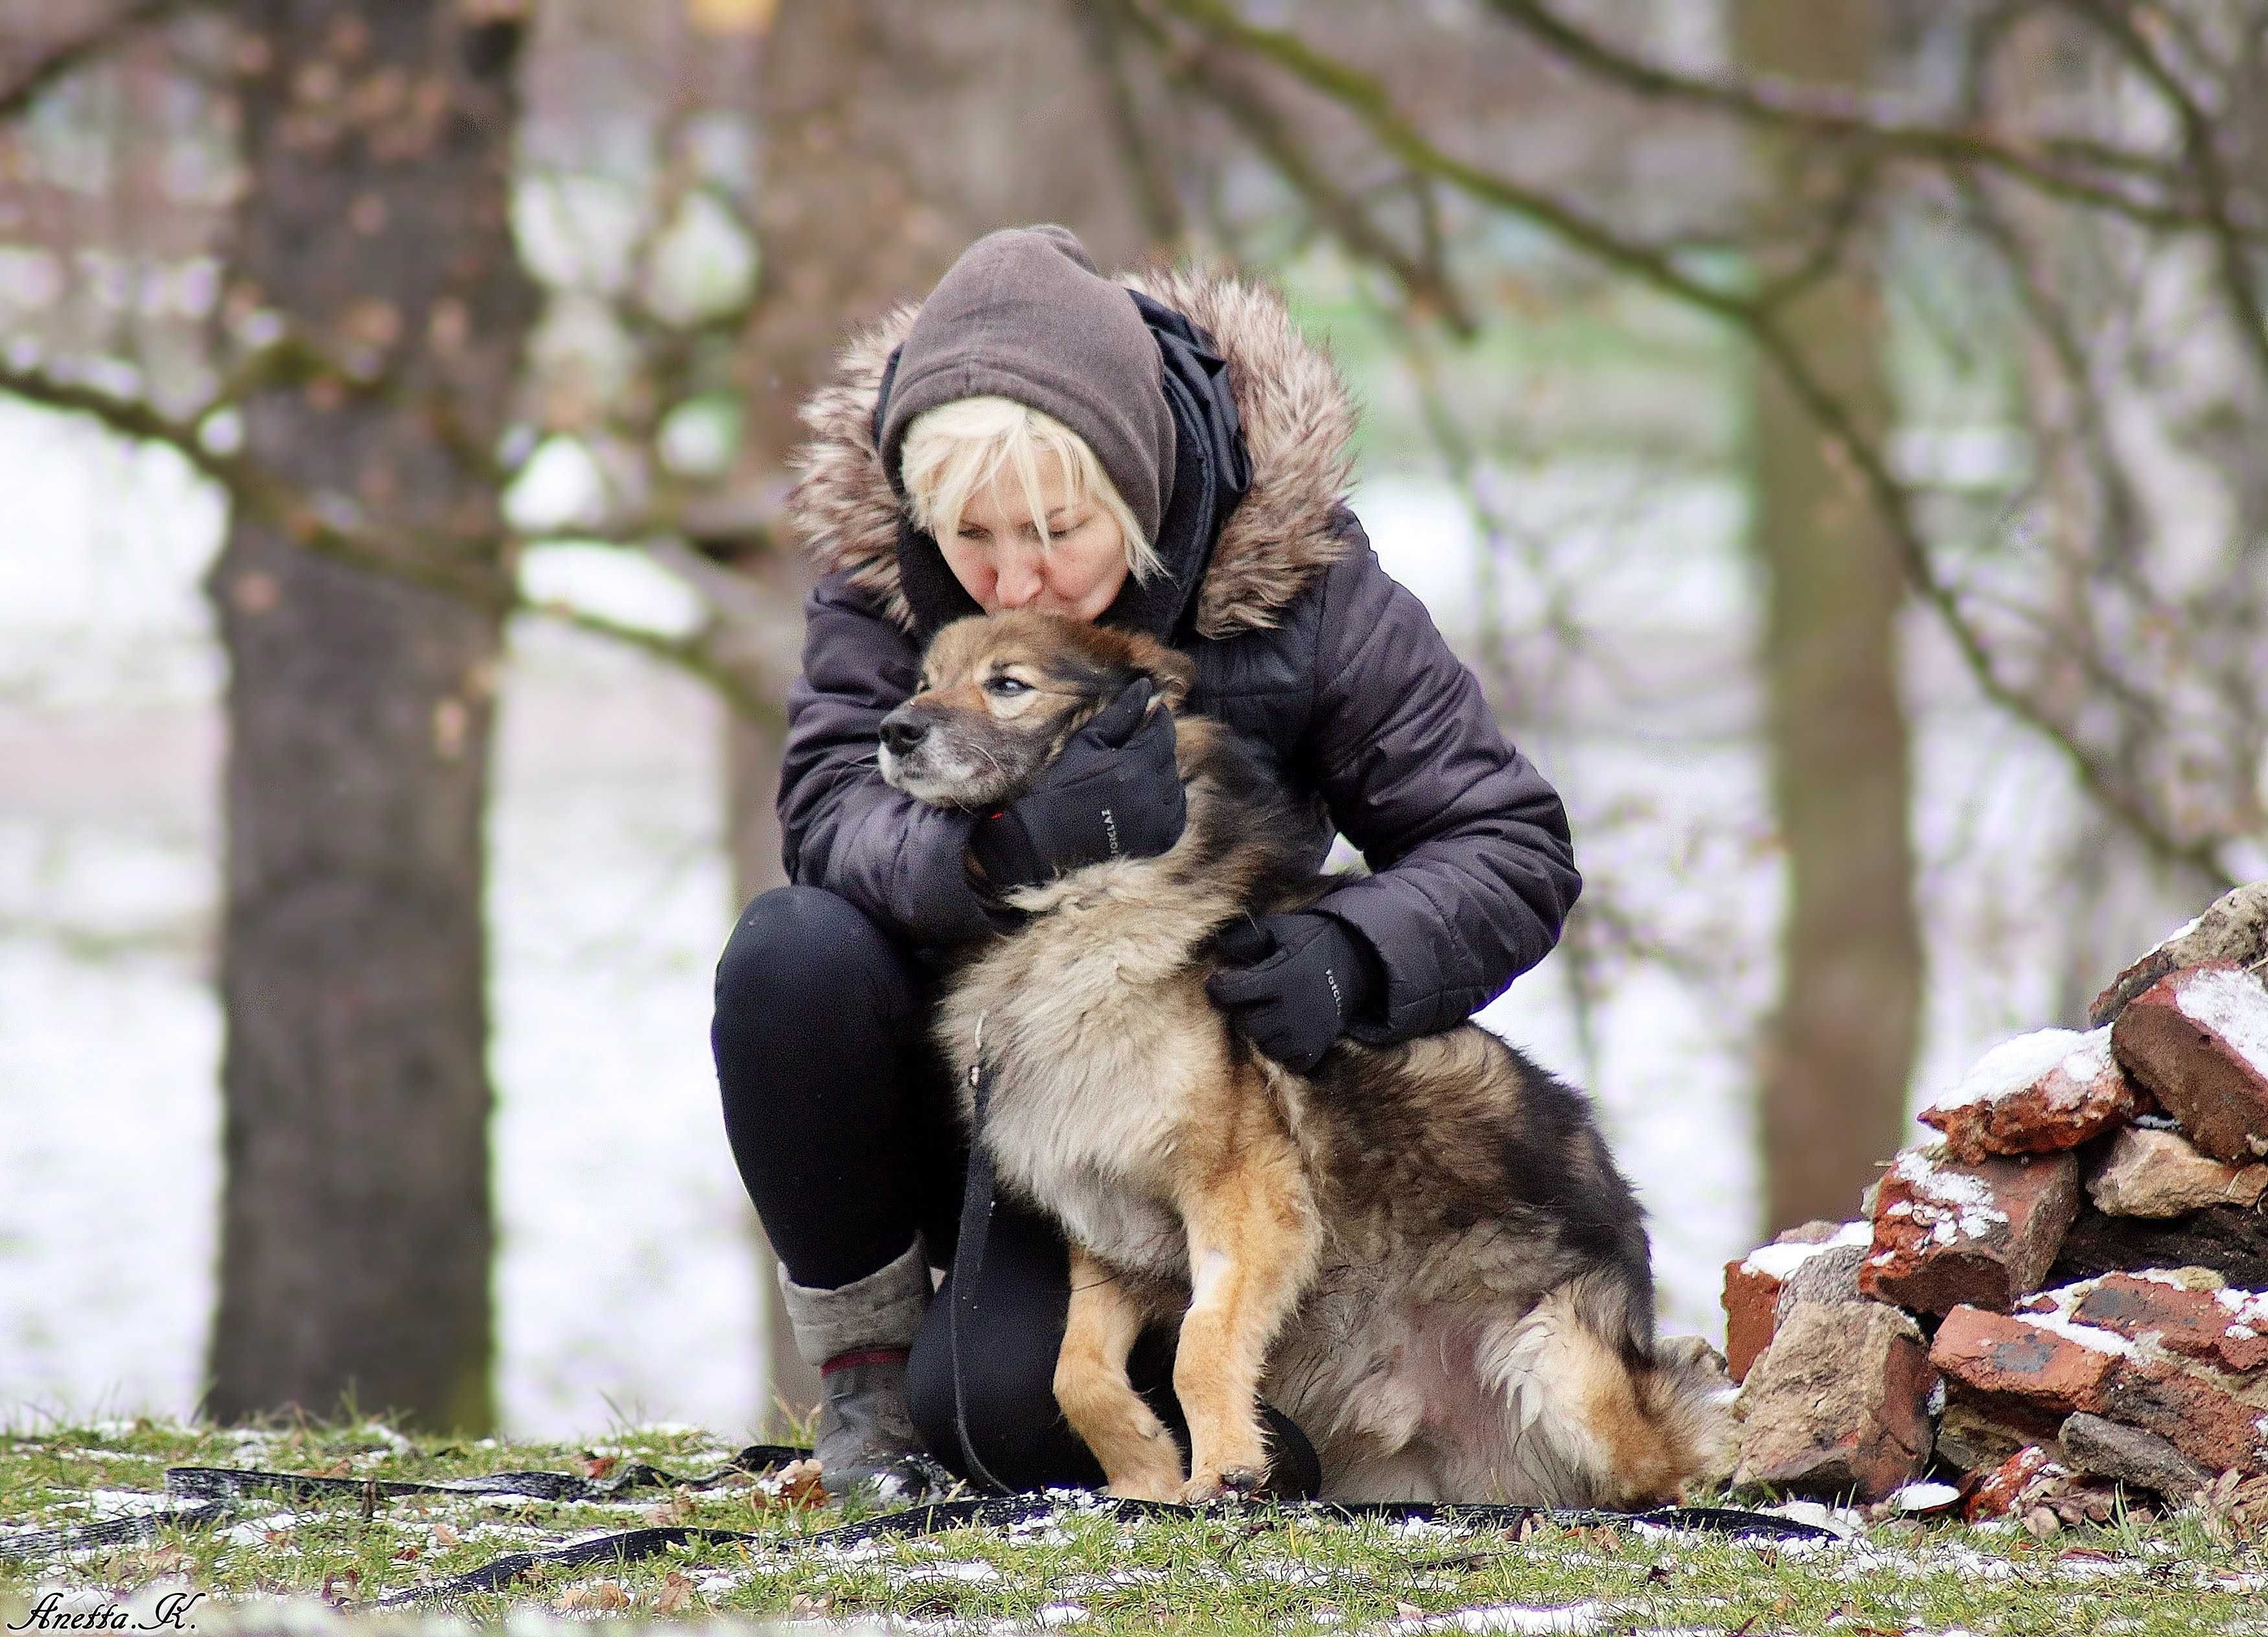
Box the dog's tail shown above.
[1628,1333,1742,1498]
[1486,1274,1741,1509]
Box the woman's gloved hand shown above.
[1205,911,1380,1073]
[967,679,1186,894]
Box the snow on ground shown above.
[485,620,757,1435]
[0,398,2201,1430]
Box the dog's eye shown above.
[984,675,1031,697]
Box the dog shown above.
[878,609,1736,1505]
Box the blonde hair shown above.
[899,395,1163,584]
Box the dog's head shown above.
[877,611,1194,809]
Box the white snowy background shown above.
[0,352,2199,1440]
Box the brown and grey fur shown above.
[880,611,1737,1506]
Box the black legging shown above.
[712,884,1181,1490]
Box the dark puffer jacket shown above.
[779,263,1580,1042]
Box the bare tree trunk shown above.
[205,0,535,1432]
[1733,0,1923,1234]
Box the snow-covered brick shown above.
[1919,1027,2138,1163]
[1961,1445,2058,1521]
[2052,1270,2268,1373]
[1720,1220,1869,1383]
[2111,963,2268,1164]
[1742,1219,1873,1281]
[2215,1286,2268,1333]
[2085,1124,2268,1219]
[2090,882,2268,1027]
[1858,1145,2079,1315]
[1930,1304,2123,1435]
[1733,1300,1936,1502]
[1776,1239,1871,1318]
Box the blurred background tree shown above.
[1730,0,1921,1233]
[1,0,2262,1436]
[199,0,537,1435]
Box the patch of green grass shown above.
[3,1417,2265,1633]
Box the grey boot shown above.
[812,1353,953,1500]
[778,1242,952,1501]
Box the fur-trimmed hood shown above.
[787,263,1359,642]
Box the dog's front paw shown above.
[1105,1469,1185,1504]
[1177,1465,1264,1505]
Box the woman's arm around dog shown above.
[1297,510,1582,1042]
[776,572,1001,947]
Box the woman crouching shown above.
[710,225,1583,1498]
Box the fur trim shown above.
[776,1240,932,1366]
[785,264,1358,639]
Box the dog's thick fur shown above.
[879,611,1736,1506]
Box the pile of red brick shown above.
[1722,883,2268,1520]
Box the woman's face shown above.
[936,452,1129,623]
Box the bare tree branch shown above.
[1949,172,2147,591]
[0,358,502,600]
[1753,153,1882,316]
[2055,0,2268,390]
[0,0,195,125]
[1107,0,1473,331]
[0,361,780,722]
[1481,0,2252,238]
[1131,0,2242,891]
[1142,0,1757,321]
[1069,0,1189,249]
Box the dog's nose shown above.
[879,713,927,756]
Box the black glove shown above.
[1206,911,1380,1073]
[967,679,1186,894]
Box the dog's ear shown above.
[1118,633,1196,711]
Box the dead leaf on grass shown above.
[655,1570,697,1614]
[557,1580,631,1612]
[755,1458,826,1511]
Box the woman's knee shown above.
[713,884,917,1029]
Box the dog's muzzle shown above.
[879,708,929,757]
